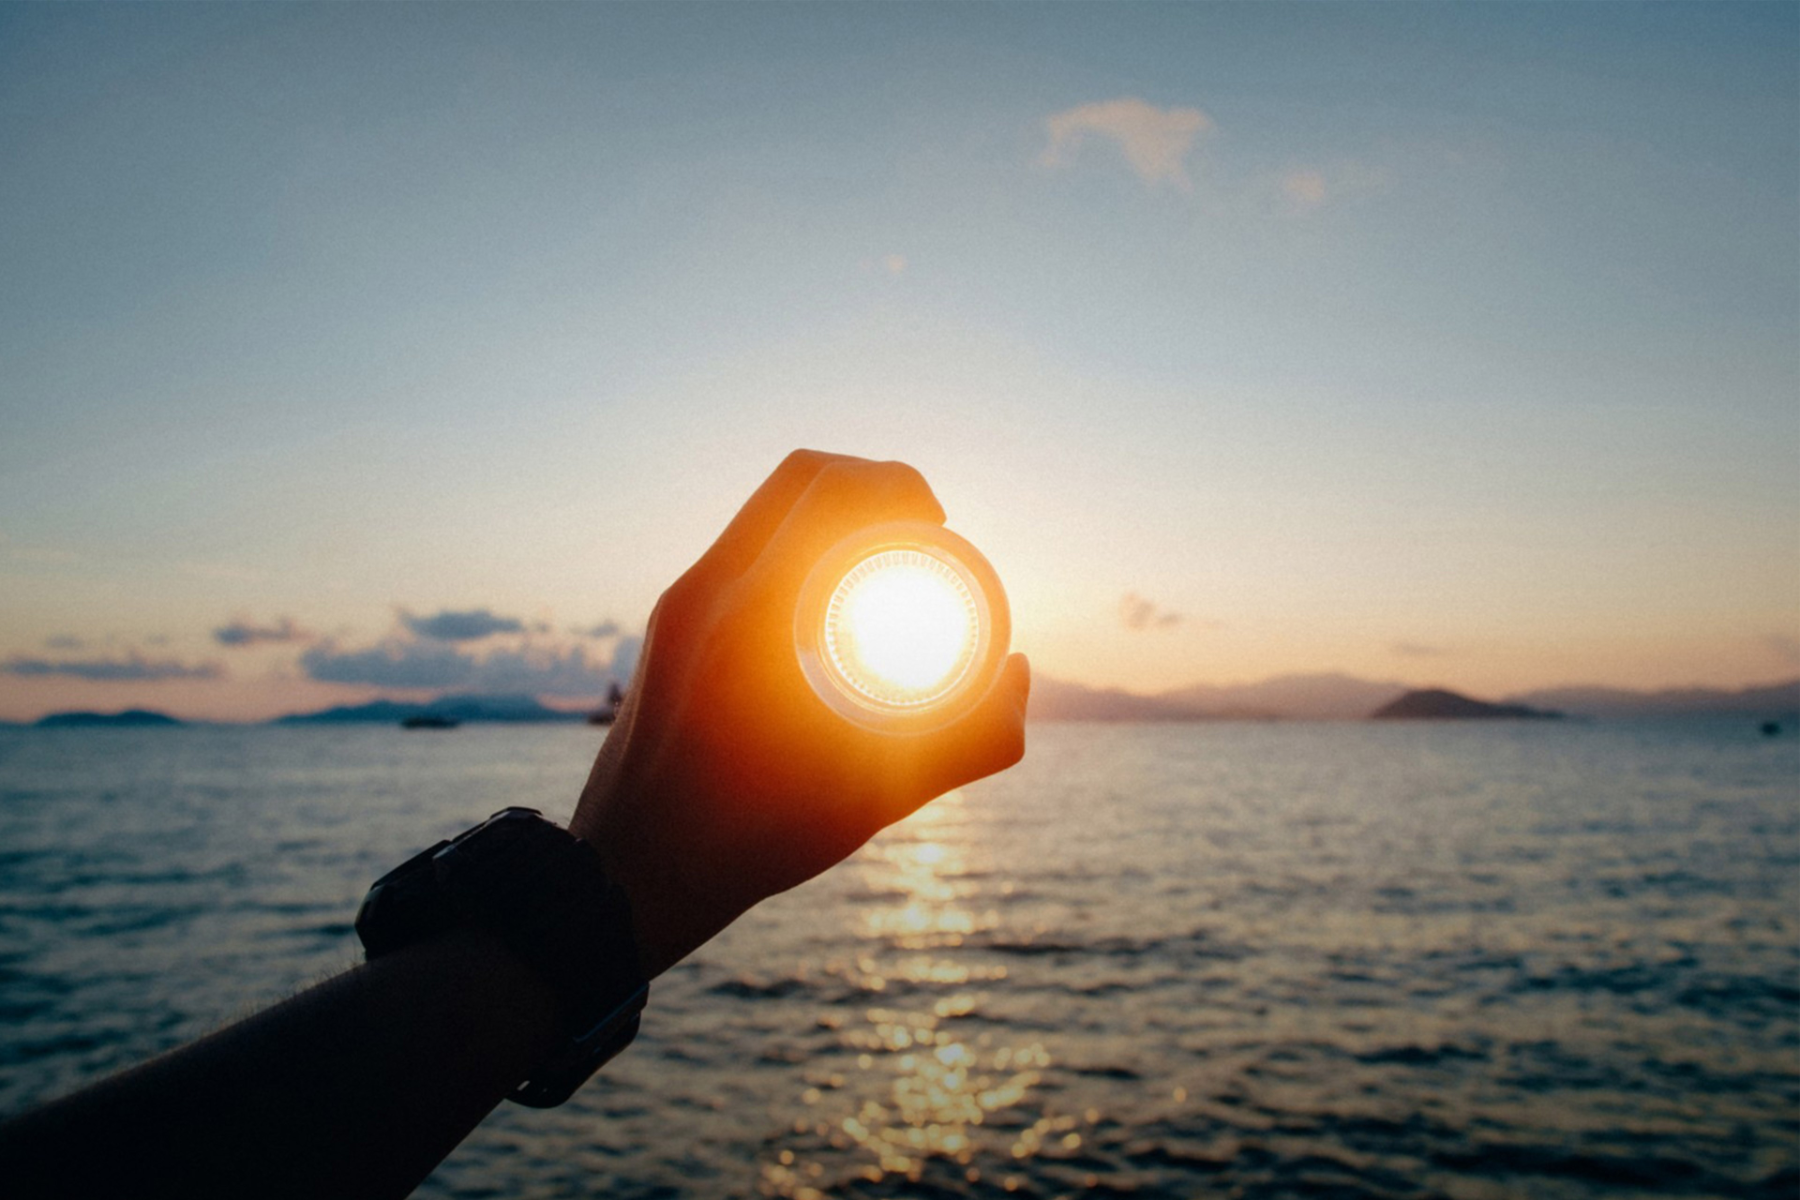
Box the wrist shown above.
[356,808,649,1106]
[579,820,701,980]
[574,780,740,981]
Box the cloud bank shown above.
[2,653,224,681]
[214,616,312,647]
[1281,169,1328,210]
[1042,98,1213,190]
[400,608,526,642]
[301,637,637,696]
[300,640,474,690]
[1120,592,1183,632]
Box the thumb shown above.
[894,654,1030,820]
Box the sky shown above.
[1,3,1795,721]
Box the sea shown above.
[1,720,1795,1199]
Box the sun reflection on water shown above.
[759,792,1079,1196]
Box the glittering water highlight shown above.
[1,720,1795,1198]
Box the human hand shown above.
[569,451,1030,978]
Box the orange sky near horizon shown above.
[2,6,1795,722]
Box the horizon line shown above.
[6,671,1798,726]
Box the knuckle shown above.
[777,448,840,478]
[876,459,929,494]
[791,457,944,531]
[818,457,928,500]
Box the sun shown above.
[794,520,1009,732]
[824,549,979,710]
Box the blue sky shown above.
[1,3,1795,719]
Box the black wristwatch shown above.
[354,807,649,1107]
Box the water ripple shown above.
[0,721,1794,1198]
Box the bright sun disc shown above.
[824,550,978,709]
[795,520,1009,732]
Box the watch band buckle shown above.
[508,981,650,1108]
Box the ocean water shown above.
[0,720,1795,1199]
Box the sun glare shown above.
[825,550,978,709]
[797,522,1007,730]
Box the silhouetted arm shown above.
[0,927,563,1199]
[0,451,1029,1199]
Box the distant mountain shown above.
[258,674,1800,727]
[275,692,586,725]
[1159,673,1410,721]
[1029,673,1798,722]
[1029,672,1409,721]
[1027,676,1210,721]
[1372,689,1562,721]
[1508,678,1800,719]
[36,709,184,728]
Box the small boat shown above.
[401,715,460,730]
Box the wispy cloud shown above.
[213,616,312,647]
[44,634,84,650]
[461,644,636,697]
[300,637,636,697]
[859,253,909,277]
[1281,169,1328,210]
[2,653,224,681]
[1276,161,1391,213]
[572,620,621,640]
[1042,97,1213,190]
[400,608,525,642]
[1120,592,1183,632]
[301,640,473,690]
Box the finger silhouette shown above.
[685,449,853,588]
[870,653,1030,826]
[751,459,946,602]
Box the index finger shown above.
[749,458,947,601]
[685,449,865,589]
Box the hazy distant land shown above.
[1029,673,1407,721]
[1024,674,1797,722]
[13,676,1796,729]
[274,693,586,725]
[1371,690,1561,720]
[34,710,186,728]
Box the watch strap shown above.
[355,808,648,1107]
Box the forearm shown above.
[0,926,564,1200]
[0,451,1028,1199]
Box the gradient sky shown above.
[2,3,1796,721]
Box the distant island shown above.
[36,709,185,728]
[1370,689,1562,721]
[12,675,1793,728]
[1027,673,1796,722]
[274,692,587,725]
[1028,672,1412,721]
